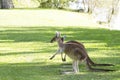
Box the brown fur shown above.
[50,32,115,73]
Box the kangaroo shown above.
[50,35,114,66]
[50,31,114,73]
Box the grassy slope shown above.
[0,10,119,80]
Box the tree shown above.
[110,0,120,30]
[1,0,14,9]
[0,0,1,8]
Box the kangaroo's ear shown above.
[56,31,61,37]
[63,35,66,39]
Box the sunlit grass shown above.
[0,9,100,27]
[0,9,119,80]
[0,26,119,80]
[13,0,39,8]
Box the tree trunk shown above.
[0,0,1,8]
[110,0,120,30]
[1,0,14,9]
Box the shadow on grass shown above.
[0,27,119,46]
[0,26,119,55]
[0,51,40,56]
[0,62,61,80]
[0,61,119,80]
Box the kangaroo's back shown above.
[64,43,87,61]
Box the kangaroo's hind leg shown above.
[72,60,79,73]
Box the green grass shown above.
[0,26,119,80]
[0,9,119,80]
[0,9,99,27]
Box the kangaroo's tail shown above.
[86,58,115,72]
[87,56,114,66]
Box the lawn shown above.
[0,9,120,80]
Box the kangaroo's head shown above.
[50,31,66,43]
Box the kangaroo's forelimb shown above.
[61,53,66,61]
[49,49,61,60]
[50,48,66,62]
[49,54,56,60]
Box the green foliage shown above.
[12,0,68,8]
[0,26,119,80]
